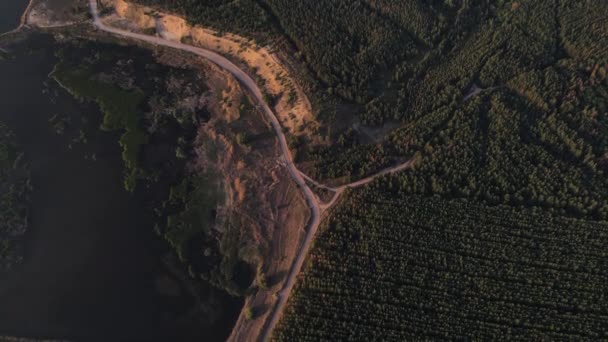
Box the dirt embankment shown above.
[100,0,320,144]
[155,48,310,340]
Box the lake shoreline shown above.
[0,0,33,36]
[0,32,242,342]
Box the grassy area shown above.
[162,170,254,295]
[51,62,147,192]
[164,172,223,262]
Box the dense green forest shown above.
[307,0,608,181]
[271,0,608,339]
[274,192,608,340]
[117,0,607,339]
[0,122,31,271]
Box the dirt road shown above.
[88,2,412,339]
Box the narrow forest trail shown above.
[87,2,413,340]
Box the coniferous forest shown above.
[130,0,607,339]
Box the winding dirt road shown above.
[88,2,412,340]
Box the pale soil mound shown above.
[101,0,320,141]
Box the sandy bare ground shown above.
[87,1,415,340]
[102,0,320,142]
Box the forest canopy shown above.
[126,0,608,339]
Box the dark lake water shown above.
[0,35,241,341]
[0,0,29,34]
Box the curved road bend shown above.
[88,2,412,340]
[88,2,321,339]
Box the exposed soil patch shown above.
[100,0,321,145]
[155,47,310,341]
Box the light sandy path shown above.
[88,2,412,339]
[18,0,36,29]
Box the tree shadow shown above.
[268,270,287,288]
[252,303,270,319]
